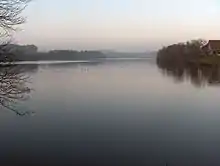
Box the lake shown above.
[1,58,220,166]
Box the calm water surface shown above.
[1,59,220,166]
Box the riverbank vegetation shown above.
[157,39,220,87]
[157,39,206,67]
[157,39,220,67]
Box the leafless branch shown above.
[0,0,30,36]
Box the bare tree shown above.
[0,0,31,61]
[0,0,30,36]
[0,0,32,115]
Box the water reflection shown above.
[0,64,37,115]
[157,62,220,87]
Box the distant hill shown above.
[2,44,156,61]
[16,50,106,61]
[6,45,106,61]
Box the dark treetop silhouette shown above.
[157,39,206,69]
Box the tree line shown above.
[157,39,206,69]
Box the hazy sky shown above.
[15,0,220,51]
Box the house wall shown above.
[201,42,220,56]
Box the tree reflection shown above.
[158,62,220,87]
[0,64,36,116]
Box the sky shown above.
[14,0,220,51]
